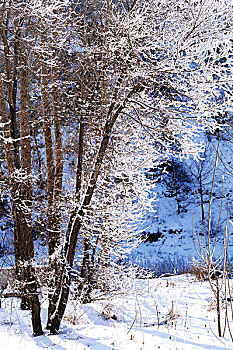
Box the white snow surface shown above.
[0,274,233,349]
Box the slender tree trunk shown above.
[44,62,64,329]
[51,67,63,252]
[41,59,56,253]
[19,63,33,310]
[40,59,58,329]
[86,236,99,297]
[199,174,205,222]
[216,280,222,337]
[78,238,90,300]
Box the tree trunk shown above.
[41,59,56,254]
[42,52,64,328]
[78,238,90,301]
[0,70,43,335]
[216,280,222,337]
[199,175,205,222]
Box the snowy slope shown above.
[131,134,233,275]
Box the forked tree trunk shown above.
[47,83,143,334]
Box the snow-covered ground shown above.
[1,274,233,349]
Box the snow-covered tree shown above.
[0,0,232,335]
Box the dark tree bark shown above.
[0,10,43,334]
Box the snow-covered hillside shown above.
[131,134,233,275]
